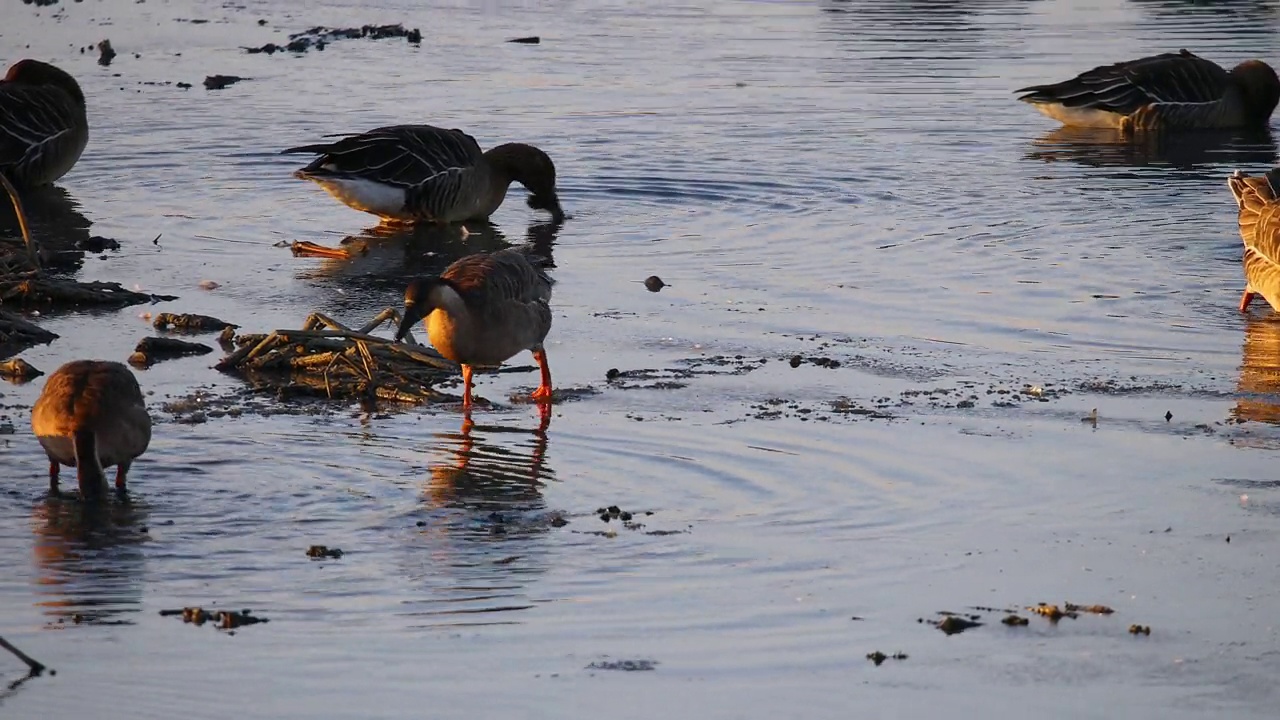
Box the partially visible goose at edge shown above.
[1016,50,1280,132]
[31,360,152,498]
[395,245,555,410]
[283,124,565,225]
[1228,168,1280,313]
[0,59,89,188]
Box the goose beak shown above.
[528,193,565,223]
[395,302,423,342]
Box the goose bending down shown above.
[395,246,554,408]
[1228,168,1280,312]
[1016,50,1280,132]
[31,360,152,498]
[283,124,564,225]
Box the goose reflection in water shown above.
[0,184,93,270]
[1024,126,1278,173]
[296,220,560,317]
[1233,315,1280,425]
[31,496,147,626]
[424,413,552,513]
[399,414,554,627]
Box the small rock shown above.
[1128,624,1151,636]
[605,368,620,381]
[1001,614,1029,626]
[789,355,803,368]
[76,235,121,252]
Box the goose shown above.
[1016,50,1280,132]
[394,246,554,408]
[1228,168,1280,312]
[31,360,152,498]
[0,59,89,188]
[283,124,564,225]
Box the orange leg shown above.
[531,348,553,403]
[49,460,60,494]
[115,462,129,493]
[461,364,474,409]
[1240,288,1257,313]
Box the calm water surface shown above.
[3,1,1280,717]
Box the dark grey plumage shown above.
[1015,50,1280,131]
[283,124,564,224]
[0,59,89,188]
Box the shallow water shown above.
[4,0,1280,717]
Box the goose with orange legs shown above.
[395,245,554,410]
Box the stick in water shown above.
[0,173,39,270]
[0,636,47,674]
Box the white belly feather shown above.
[311,176,409,219]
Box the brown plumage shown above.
[1016,50,1280,132]
[1228,168,1280,313]
[395,246,554,408]
[31,360,152,498]
[282,124,564,224]
[0,59,89,188]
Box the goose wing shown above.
[1016,50,1229,114]
[1234,170,1280,272]
[444,247,554,309]
[283,124,484,189]
[0,83,81,180]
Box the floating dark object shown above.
[258,18,267,26]
[162,606,269,631]
[128,336,213,367]
[176,82,192,89]
[245,23,422,56]
[789,355,803,368]
[153,312,238,334]
[97,39,116,66]
[204,74,245,90]
[1164,410,1173,421]
[508,36,540,44]
[1002,614,1029,626]
[643,275,666,292]
[1128,624,1151,636]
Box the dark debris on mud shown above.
[160,606,268,632]
[585,658,658,672]
[129,336,213,368]
[243,23,422,55]
[216,310,454,407]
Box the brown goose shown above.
[1016,50,1280,132]
[1227,168,1280,312]
[31,360,152,498]
[395,246,554,408]
[1,59,89,187]
[283,125,564,225]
